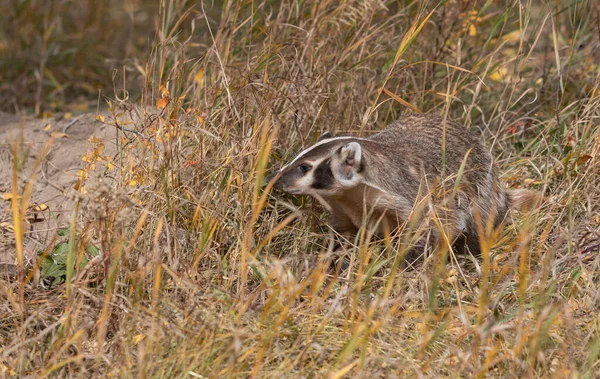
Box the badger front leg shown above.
[324,212,359,274]
[328,212,358,251]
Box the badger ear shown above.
[335,142,362,182]
[318,131,333,141]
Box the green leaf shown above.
[51,241,69,265]
[86,244,99,257]
[78,254,89,269]
[40,256,66,279]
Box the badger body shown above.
[268,114,524,255]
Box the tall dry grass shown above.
[2,0,600,377]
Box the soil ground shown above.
[0,112,114,272]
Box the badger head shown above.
[266,132,366,197]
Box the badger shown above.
[267,114,537,256]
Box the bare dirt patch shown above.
[0,112,115,270]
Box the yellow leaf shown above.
[44,124,52,131]
[576,154,593,166]
[194,69,204,83]
[501,30,522,43]
[51,132,68,138]
[1,193,16,200]
[95,114,105,123]
[128,180,138,186]
[94,144,105,156]
[157,98,168,110]
[194,69,205,87]
[32,203,49,212]
[64,112,73,120]
[88,136,102,143]
[468,24,476,36]
[488,67,509,82]
[488,72,502,82]
[159,84,169,98]
[133,334,146,345]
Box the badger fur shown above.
[267,114,538,256]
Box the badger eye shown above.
[298,163,312,174]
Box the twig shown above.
[62,115,83,133]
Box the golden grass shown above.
[2,0,600,377]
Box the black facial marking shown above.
[311,159,334,189]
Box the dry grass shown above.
[2,0,600,377]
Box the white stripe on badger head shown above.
[280,136,368,171]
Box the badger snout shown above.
[265,171,283,190]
